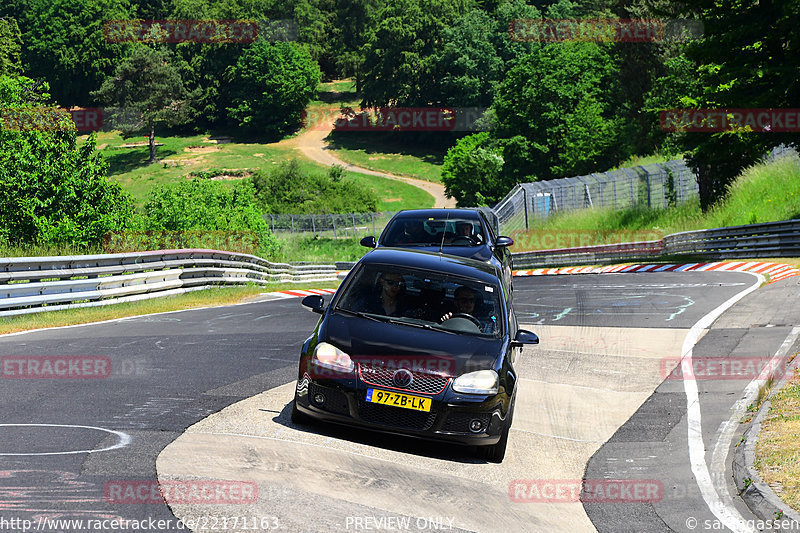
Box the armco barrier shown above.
[512,219,800,268]
[0,249,337,317]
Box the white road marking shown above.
[0,424,131,456]
[680,271,764,533]
[709,326,800,527]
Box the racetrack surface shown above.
[1,272,793,532]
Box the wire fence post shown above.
[311,214,316,236]
[291,214,295,233]
[351,213,357,236]
[371,213,376,235]
[332,214,337,238]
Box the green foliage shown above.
[360,0,474,107]
[92,44,190,163]
[4,0,135,106]
[0,75,134,247]
[0,17,22,75]
[442,132,507,206]
[252,159,378,214]
[493,41,622,180]
[135,178,280,258]
[227,41,321,138]
[678,0,800,210]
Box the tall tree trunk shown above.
[148,121,156,164]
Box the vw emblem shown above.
[392,369,414,388]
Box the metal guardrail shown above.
[511,219,800,268]
[0,249,338,317]
[2,219,798,317]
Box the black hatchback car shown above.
[360,209,515,289]
[292,248,538,462]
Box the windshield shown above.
[381,216,485,247]
[335,264,502,338]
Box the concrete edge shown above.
[732,356,800,526]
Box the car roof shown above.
[391,208,482,221]
[356,248,502,285]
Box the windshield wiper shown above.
[384,317,434,330]
[335,308,384,322]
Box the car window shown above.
[381,216,485,247]
[335,264,502,337]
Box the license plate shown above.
[366,389,432,412]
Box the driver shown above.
[455,221,474,238]
[439,286,497,334]
[440,286,478,322]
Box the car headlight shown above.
[312,342,354,373]
[452,370,499,394]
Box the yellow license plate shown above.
[366,389,431,412]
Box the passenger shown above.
[363,272,412,317]
[396,219,428,245]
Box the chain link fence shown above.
[494,159,699,235]
[263,212,397,238]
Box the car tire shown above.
[480,401,514,463]
[291,398,313,425]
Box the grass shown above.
[613,152,680,169]
[512,155,800,251]
[273,234,369,263]
[754,359,800,510]
[0,281,341,336]
[327,131,446,183]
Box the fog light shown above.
[469,419,484,433]
[313,393,326,405]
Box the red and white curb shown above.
[270,288,338,299]
[513,261,800,284]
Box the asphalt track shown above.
[1,272,798,532]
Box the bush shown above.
[133,179,280,258]
[0,75,133,248]
[252,159,378,214]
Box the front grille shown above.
[441,412,491,433]
[309,383,350,415]
[358,362,450,395]
[357,400,437,431]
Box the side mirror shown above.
[511,329,539,347]
[495,236,514,247]
[360,235,377,248]
[301,294,325,314]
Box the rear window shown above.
[381,216,485,247]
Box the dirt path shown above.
[282,124,455,208]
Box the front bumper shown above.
[295,375,510,446]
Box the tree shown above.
[493,41,622,180]
[0,75,133,247]
[227,40,321,138]
[5,0,134,106]
[442,132,506,206]
[92,44,190,164]
[0,17,22,75]
[359,0,474,107]
[678,0,800,210]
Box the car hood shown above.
[323,312,503,377]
